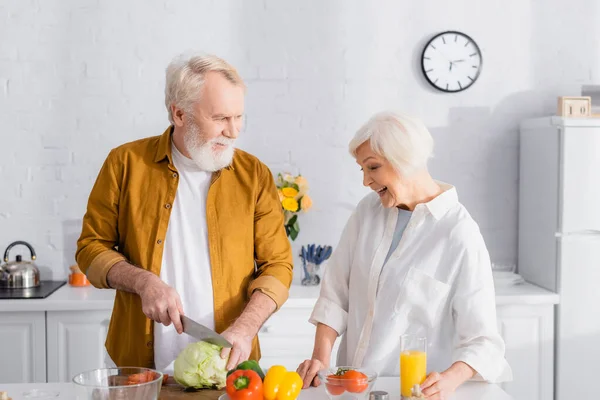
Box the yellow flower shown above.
[282,197,299,212]
[277,189,284,202]
[300,195,313,211]
[281,187,299,198]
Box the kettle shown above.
[0,241,40,288]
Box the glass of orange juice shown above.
[400,334,427,398]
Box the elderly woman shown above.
[297,112,511,399]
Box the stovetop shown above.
[0,280,67,299]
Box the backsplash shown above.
[2,0,600,280]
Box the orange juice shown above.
[400,350,427,397]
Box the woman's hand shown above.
[296,323,338,389]
[296,358,327,389]
[420,362,475,399]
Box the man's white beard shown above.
[183,120,236,172]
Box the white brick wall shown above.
[1,0,599,281]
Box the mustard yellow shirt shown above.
[76,127,293,367]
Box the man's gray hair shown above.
[164,52,245,124]
[349,111,434,176]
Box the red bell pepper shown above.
[225,369,263,400]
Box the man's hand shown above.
[106,260,185,333]
[137,274,185,334]
[220,326,254,370]
[219,291,277,371]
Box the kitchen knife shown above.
[181,315,233,348]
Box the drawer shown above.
[258,333,314,357]
[258,343,342,373]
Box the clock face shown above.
[421,31,482,93]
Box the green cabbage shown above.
[173,341,228,389]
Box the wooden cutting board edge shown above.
[160,377,225,399]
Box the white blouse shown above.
[309,182,512,382]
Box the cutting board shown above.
[159,378,224,400]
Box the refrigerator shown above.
[519,116,600,400]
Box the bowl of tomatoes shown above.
[318,366,377,399]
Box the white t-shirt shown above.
[153,141,215,373]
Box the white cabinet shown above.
[560,126,600,232]
[258,304,340,371]
[46,310,111,382]
[0,312,46,383]
[0,309,112,384]
[496,304,554,400]
[0,285,115,383]
[259,305,316,370]
[555,236,600,400]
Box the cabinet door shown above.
[556,237,600,400]
[496,304,554,400]
[258,306,314,371]
[46,310,111,382]
[0,312,46,383]
[258,305,340,371]
[560,127,600,232]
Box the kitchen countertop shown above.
[494,281,559,305]
[0,280,558,313]
[0,283,116,312]
[287,280,560,307]
[0,377,512,400]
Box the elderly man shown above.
[76,52,293,373]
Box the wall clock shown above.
[421,31,482,93]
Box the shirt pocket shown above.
[394,267,451,329]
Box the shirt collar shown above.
[153,126,174,164]
[417,180,458,220]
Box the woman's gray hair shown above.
[164,52,245,124]
[349,111,434,176]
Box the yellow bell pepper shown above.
[263,365,303,400]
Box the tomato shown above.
[125,371,160,385]
[326,374,345,395]
[341,370,368,393]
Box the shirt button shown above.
[172,172,178,178]
[146,341,153,348]
[165,203,171,209]
[157,239,163,245]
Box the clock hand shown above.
[452,59,466,63]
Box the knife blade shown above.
[181,315,233,348]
